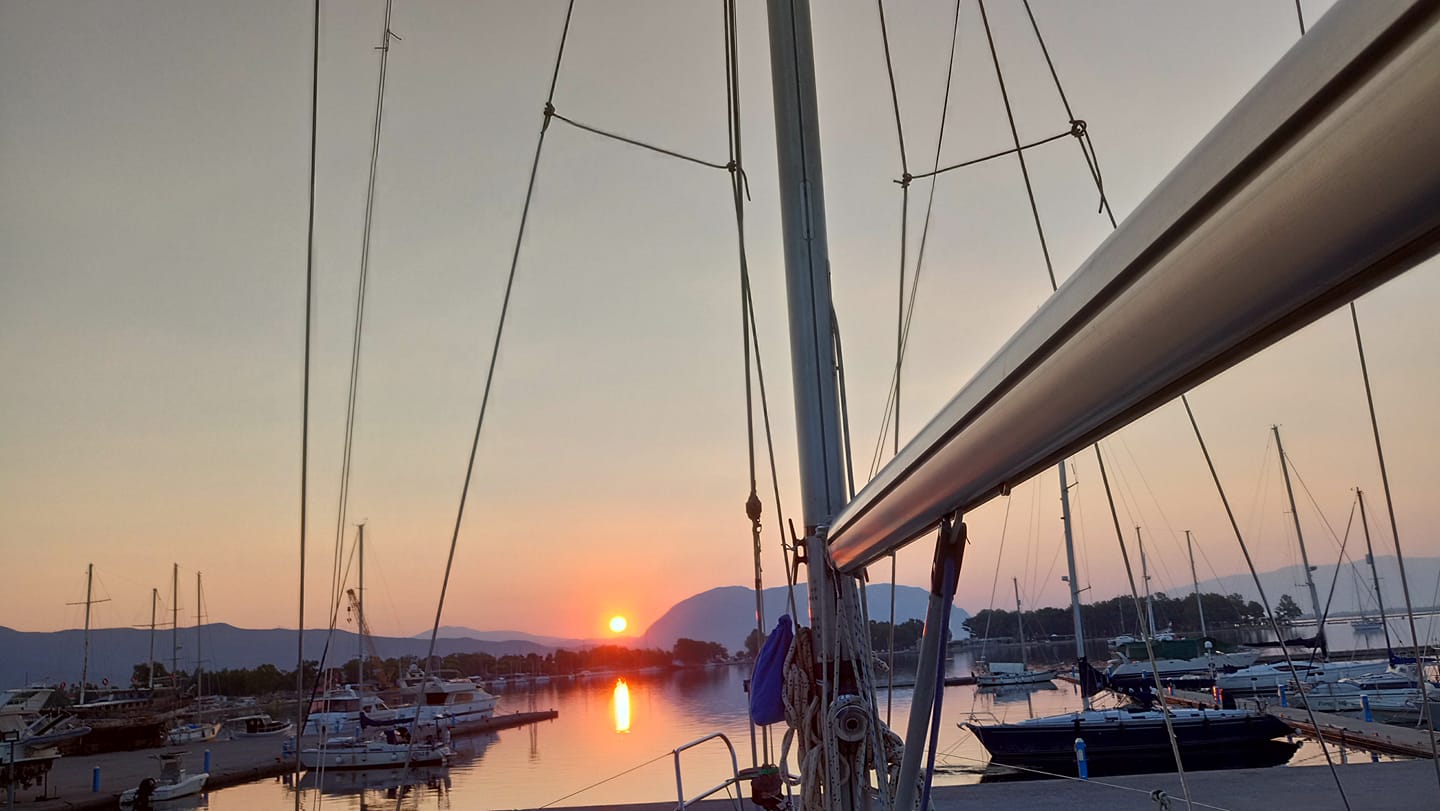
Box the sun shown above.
[608,615,628,634]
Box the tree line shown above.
[129,637,733,697]
[963,590,1305,640]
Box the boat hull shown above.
[118,772,209,805]
[967,711,1297,777]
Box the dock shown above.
[6,710,559,809]
[1268,705,1440,759]
[551,759,1440,811]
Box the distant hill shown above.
[0,624,549,692]
[638,584,970,653]
[417,627,613,649]
[1192,555,1440,618]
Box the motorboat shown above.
[1215,658,1391,693]
[296,724,453,770]
[227,714,294,738]
[304,685,400,735]
[118,753,208,806]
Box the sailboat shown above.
[973,579,1056,688]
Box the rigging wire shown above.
[405,0,577,767]
[1298,0,1435,777]
[866,0,961,481]
[548,111,732,170]
[874,0,908,468]
[720,0,774,769]
[294,0,321,796]
[977,0,1056,290]
[329,0,397,628]
[1181,399,1352,810]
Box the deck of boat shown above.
[552,759,1438,811]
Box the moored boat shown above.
[118,753,208,806]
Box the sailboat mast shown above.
[80,563,93,704]
[171,562,179,688]
[1356,489,1392,652]
[196,571,203,699]
[1187,531,1207,638]
[358,523,365,688]
[1013,578,1027,664]
[1057,461,1090,710]
[148,588,157,690]
[1273,426,1325,636]
[766,3,866,807]
[1138,528,1156,636]
[766,0,847,690]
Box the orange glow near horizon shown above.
[609,615,628,633]
[612,679,631,733]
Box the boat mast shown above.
[1013,578,1027,665]
[1187,531,1207,638]
[196,571,203,700]
[172,562,180,688]
[1058,461,1090,710]
[358,523,365,688]
[1138,527,1156,637]
[80,563,93,704]
[148,588,158,690]
[1272,426,1325,643]
[766,2,864,808]
[1356,489,1392,652]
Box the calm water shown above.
[151,649,1389,810]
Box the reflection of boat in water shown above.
[118,752,209,806]
[297,763,451,797]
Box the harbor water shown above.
[101,648,1404,811]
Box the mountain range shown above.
[1,583,961,690]
[1190,554,1439,618]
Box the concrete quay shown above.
[554,760,1439,811]
[5,710,558,809]
[10,734,289,810]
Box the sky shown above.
[3,0,1437,645]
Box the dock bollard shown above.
[1361,694,1373,723]
[1074,737,1088,780]
[204,749,211,773]
[1279,684,1288,707]
[92,766,100,792]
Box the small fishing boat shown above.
[165,721,221,745]
[226,714,294,738]
[118,753,208,806]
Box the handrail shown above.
[671,732,741,810]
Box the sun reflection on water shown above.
[613,678,631,733]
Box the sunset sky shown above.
[3,0,1436,646]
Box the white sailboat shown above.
[973,579,1056,687]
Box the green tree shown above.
[673,638,727,666]
[131,662,169,687]
[744,628,766,658]
[1275,594,1304,622]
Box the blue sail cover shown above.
[750,615,793,726]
